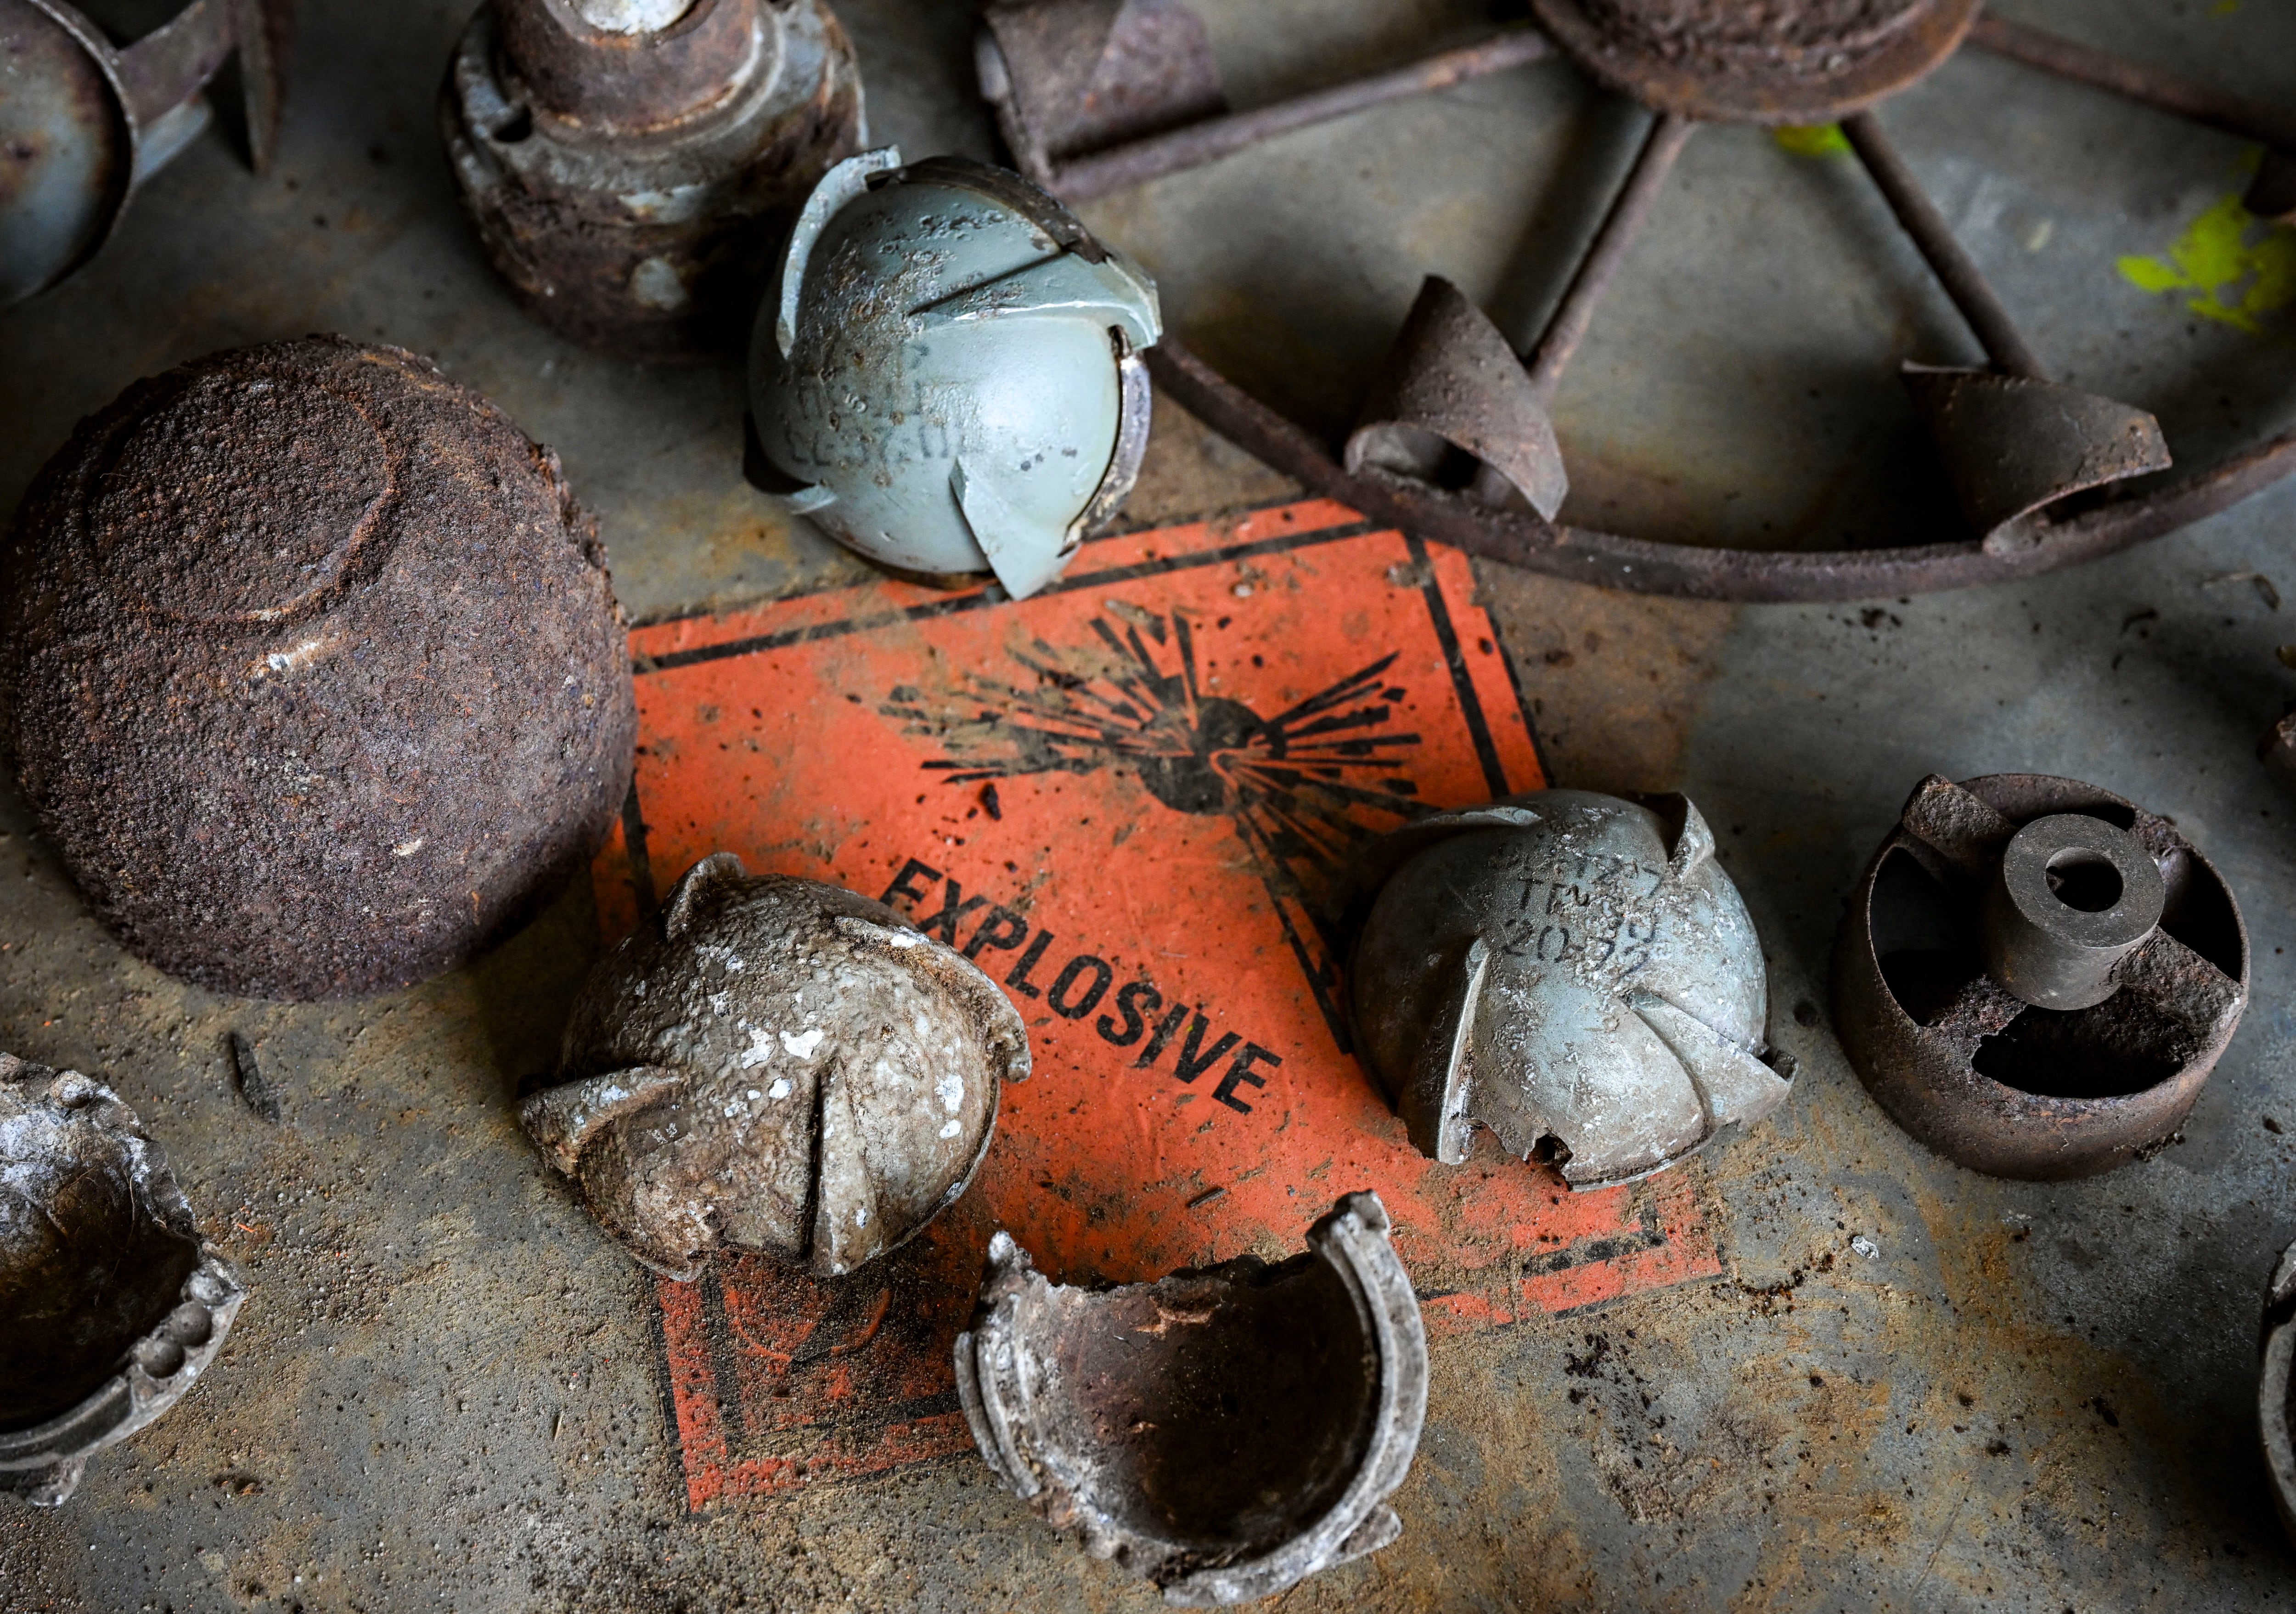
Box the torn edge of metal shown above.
[0,1054,249,1507]
[2260,1240,2296,1542]
[954,1191,1427,1607]
[1829,773,2248,1181]
[1145,339,2296,603]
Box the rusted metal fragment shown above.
[1529,0,1978,124]
[978,0,1225,189]
[0,1053,247,1507]
[0,0,288,308]
[528,853,1030,1281]
[1900,367,2172,549]
[0,335,637,1001]
[1349,791,1787,1190]
[1345,276,1566,521]
[2262,710,2296,797]
[1832,773,2248,1180]
[2261,1241,2296,1541]
[955,1191,1425,1607]
[440,0,863,359]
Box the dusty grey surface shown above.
[1,0,2293,1608]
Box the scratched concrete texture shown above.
[2,0,2294,1608]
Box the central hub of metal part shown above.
[1831,773,2248,1180]
[1981,813,2166,1010]
[1528,0,1979,124]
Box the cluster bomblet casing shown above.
[748,148,1162,600]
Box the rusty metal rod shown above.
[1524,111,1694,402]
[1048,28,1553,203]
[1462,110,1692,509]
[1840,109,2047,382]
[1968,13,2296,152]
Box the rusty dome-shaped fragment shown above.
[0,336,638,1001]
[526,854,1030,1280]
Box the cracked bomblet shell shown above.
[1348,790,1789,1189]
[748,148,1162,600]
[525,853,1030,1280]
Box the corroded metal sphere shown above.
[0,336,638,1001]
[523,854,1030,1280]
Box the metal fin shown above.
[776,146,903,358]
[1346,276,1567,522]
[1900,365,2171,546]
[912,247,1161,350]
[952,457,1066,600]
[516,1067,685,1175]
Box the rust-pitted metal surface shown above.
[0,0,290,307]
[0,335,637,1001]
[526,852,1029,1280]
[1527,0,1980,125]
[955,1191,1426,1606]
[1831,773,2248,1181]
[0,1053,246,1507]
[440,0,863,359]
[1349,791,1789,1189]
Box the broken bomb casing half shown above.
[1348,790,1790,1189]
[441,0,865,359]
[955,1191,1427,1607]
[0,1054,247,1507]
[0,335,638,1001]
[523,853,1030,1279]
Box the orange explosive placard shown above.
[594,499,1722,1509]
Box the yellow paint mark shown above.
[2117,181,2296,334]
[1773,123,1850,158]
[2212,0,2240,14]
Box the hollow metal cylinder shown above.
[1979,813,2164,1010]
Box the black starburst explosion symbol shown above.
[879,604,1436,1043]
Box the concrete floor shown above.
[2,0,2295,1608]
